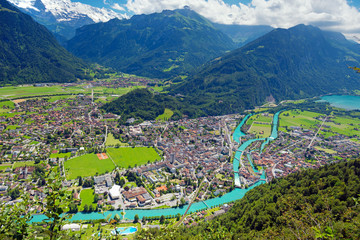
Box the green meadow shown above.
[79,189,97,211]
[64,154,115,180]
[105,133,128,147]
[107,147,161,168]
[156,108,174,121]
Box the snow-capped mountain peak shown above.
[9,0,126,23]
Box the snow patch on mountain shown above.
[8,0,126,23]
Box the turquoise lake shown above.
[320,95,360,110]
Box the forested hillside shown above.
[67,8,235,79]
[101,88,202,124]
[0,0,86,85]
[170,25,360,115]
[136,159,360,239]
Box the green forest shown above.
[136,159,360,239]
[101,88,202,123]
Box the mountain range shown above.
[0,0,87,85]
[67,8,236,79]
[170,24,360,115]
[7,0,125,40]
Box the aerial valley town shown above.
[1,78,360,237]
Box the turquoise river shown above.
[31,111,283,222]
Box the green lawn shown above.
[124,181,137,189]
[79,189,97,211]
[0,86,69,99]
[315,146,337,154]
[0,164,12,171]
[0,101,15,112]
[50,152,71,159]
[13,161,37,168]
[64,153,115,179]
[5,125,20,131]
[248,123,272,138]
[156,108,174,121]
[107,147,161,168]
[247,114,273,125]
[105,133,128,147]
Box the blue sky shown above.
[71,0,360,38]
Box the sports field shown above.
[64,153,115,179]
[107,147,161,168]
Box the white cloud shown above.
[122,0,360,35]
[112,3,125,11]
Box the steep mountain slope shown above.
[171,25,360,115]
[0,0,87,85]
[213,23,273,47]
[136,159,360,239]
[67,8,236,79]
[8,0,125,40]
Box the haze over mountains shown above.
[0,0,86,85]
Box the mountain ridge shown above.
[169,24,360,115]
[67,8,236,79]
[7,0,126,39]
[0,0,87,85]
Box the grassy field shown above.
[64,153,115,179]
[248,123,272,138]
[49,152,71,159]
[0,101,15,113]
[279,110,360,138]
[0,85,139,100]
[105,133,128,147]
[247,114,273,125]
[315,146,337,154]
[0,164,12,172]
[279,110,324,132]
[320,116,360,137]
[156,108,174,121]
[79,189,97,211]
[13,161,37,168]
[107,147,161,168]
[0,86,70,99]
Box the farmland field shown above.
[107,147,161,168]
[279,110,360,138]
[278,110,324,132]
[64,153,115,179]
[0,85,139,100]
